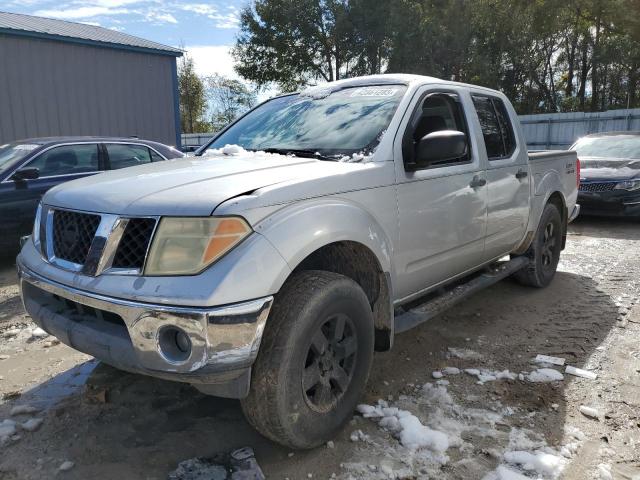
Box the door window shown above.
[471,95,517,160]
[404,93,471,168]
[149,149,165,162]
[106,144,152,169]
[28,144,99,177]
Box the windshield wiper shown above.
[261,148,338,161]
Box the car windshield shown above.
[204,85,407,158]
[573,135,640,160]
[0,143,40,171]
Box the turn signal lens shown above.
[145,217,251,275]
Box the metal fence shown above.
[181,132,216,150]
[519,108,640,150]
[182,108,640,152]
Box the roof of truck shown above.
[299,74,501,96]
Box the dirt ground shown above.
[0,217,639,479]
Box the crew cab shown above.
[17,75,579,449]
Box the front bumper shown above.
[18,261,272,398]
[578,190,640,217]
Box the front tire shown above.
[512,202,563,288]
[241,271,374,449]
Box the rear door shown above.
[104,143,157,170]
[470,94,530,261]
[394,87,488,301]
[5,143,101,238]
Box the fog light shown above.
[158,326,192,363]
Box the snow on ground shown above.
[447,347,484,360]
[344,359,583,479]
[525,368,565,383]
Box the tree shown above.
[205,74,257,131]
[233,0,640,113]
[178,54,209,133]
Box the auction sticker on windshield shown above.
[350,87,399,97]
[13,144,40,151]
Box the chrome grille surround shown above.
[42,206,158,276]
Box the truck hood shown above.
[580,157,640,181]
[43,152,380,216]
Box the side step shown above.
[394,256,529,334]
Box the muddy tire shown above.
[240,270,374,449]
[512,202,563,288]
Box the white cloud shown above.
[208,12,239,29]
[180,3,217,16]
[89,0,141,6]
[34,6,129,19]
[146,12,178,24]
[186,45,237,79]
[180,3,239,29]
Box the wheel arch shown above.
[514,190,568,255]
[255,199,395,351]
[545,191,568,250]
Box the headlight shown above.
[614,179,640,191]
[145,216,251,275]
[32,202,42,251]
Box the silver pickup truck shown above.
[17,74,579,449]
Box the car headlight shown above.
[32,202,42,251]
[614,179,640,191]
[145,216,252,275]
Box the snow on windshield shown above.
[204,85,406,159]
[202,144,375,163]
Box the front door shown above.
[394,88,488,302]
[469,94,530,261]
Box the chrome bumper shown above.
[18,261,272,397]
[568,204,580,223]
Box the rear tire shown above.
[512,202,563,288]
[241,270,374,449]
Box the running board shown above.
[394,256,529,334]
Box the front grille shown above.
[112,218,156,269]
[52,210,101,265]
[579,182,617,193]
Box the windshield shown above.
[204,85,407,158]
[573,135,640,160]
[0,143,40,171]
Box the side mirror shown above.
[11,167,40,181]
[415,130,468,168]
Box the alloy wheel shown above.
[302,313,357,413]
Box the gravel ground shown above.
[0,217,638,479]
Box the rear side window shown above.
[106,144,152,169]
[149,149,165,162]
[472,95,516,160]
[29,144,99,177]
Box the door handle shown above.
[515,169,528,179]
[470,176,487,188]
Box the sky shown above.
[3,0,246,79]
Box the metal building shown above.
[0,11,182,148]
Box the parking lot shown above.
[0,217,639,480]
